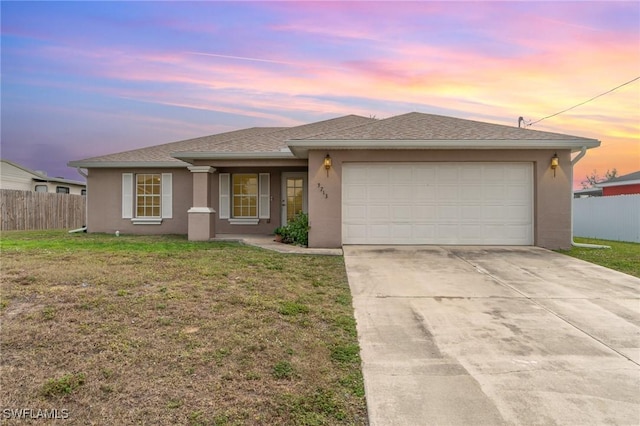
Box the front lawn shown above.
[556,237,640,278]
[0,231,367,425]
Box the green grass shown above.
[0,230,367,425]
[41,373,86,397]
[556,237,640,278]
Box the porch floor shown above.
[213,234,343,256]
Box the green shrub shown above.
[278,212,309,246]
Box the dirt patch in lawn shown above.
[0,231,367,425]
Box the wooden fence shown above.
[1,189,86,231]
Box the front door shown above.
[281,173,307,225]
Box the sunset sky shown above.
[2,1,639,188]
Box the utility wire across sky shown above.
[527,76,640,127]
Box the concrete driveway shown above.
[344,246,640,426]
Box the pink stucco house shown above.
[68,112,600,249]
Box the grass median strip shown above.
[557,237,640,278]
[0,231,367,425]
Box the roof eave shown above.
[286,139,601,158]
[171,151,296,161]
[67,160,187,169]
[596,179,640,188]
[38,177,86,186]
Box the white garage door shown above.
[342,163,533,245]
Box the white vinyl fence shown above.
[573,194,640,243]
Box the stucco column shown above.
[187,166,216,241]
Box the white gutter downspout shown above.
[69,167,89,234]
[570,147,610,249]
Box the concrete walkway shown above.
[213,234,342,255]
[344,246,640,426]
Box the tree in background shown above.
[581,169,618,189]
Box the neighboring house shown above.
[1,159,86,195]
[595,171,640,196]
[573,188,602,198]
[68,112,600,249]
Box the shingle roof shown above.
[69,127,285,166]
[173,115,374,155]
[300,112,596,141]
[69,112,600,168]
[69,115,375,166]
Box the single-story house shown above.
[573,187,602,198]
[595,171,640,196]
[68,112,600,249]
[1,159,86,195]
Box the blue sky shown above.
[2,1,639,187]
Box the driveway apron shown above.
[343,246,640,426]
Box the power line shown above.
[528,76,640,126]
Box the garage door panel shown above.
[367,185,389,201]
[343,166,367,184]
[460,205,484,221]
[390,185,412,200]
[368,168,389,184]
[482,205,508,220]
[437,185,459,200]
[344,205,366,220]
[413,224,436,238]
[344,223,366,239]
[506,205,532,221]
[506,185,530,200]
[344,189,366,203]
[369,205,390,219]
[460,185,483,201]
[506,166,530,181]
[370,224,391,238]
[484,167,506,180]
[390,167,412,183]
[391,224,413,238]
[413,205,437,220]
[343,163,533,245]
[482,185,508,201]
[438,165,460,182]
[416,186,436,200]
[437,205,459,221]
[392,205,413,220]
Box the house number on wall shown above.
[317,182,328,199]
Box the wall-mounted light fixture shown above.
[324,154,332,177]
[551,152,559,177]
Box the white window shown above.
[232,174,258,218]
[35,185,48,193]
[219,173,269,224]
[136,174,161,217]
[56,186,70,194]
[122,173,172,224]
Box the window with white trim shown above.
[35,185,48,193]
[232,174,258,218]
[56,186,70,194]
[219,173,269,224]
[122,173,172,224]
[136,174,161,217]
